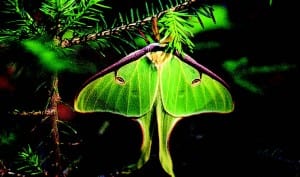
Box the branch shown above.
[10,109,55,117]
[60,0,197,48]
[49,74,62,177]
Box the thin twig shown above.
[10,109,55,117]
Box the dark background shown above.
[0,0,299,177]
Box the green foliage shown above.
[159,10,195,53]
[0,0,43,42]
[40,0,110,33]
[15,145,43,176]
[0,0,217,58]
[0,0,110,47]
[113,0,216,53]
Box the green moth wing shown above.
[74,43,163,117]
[74,55,158,117]
[155,52,234,177]
[160,54,234,117]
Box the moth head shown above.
[147,51,172,68]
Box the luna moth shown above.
[74,43,234,177]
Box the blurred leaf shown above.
[0,130,16,146]
[223,57,296,94]
[21,39,96,73]
[189,5,231,34]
